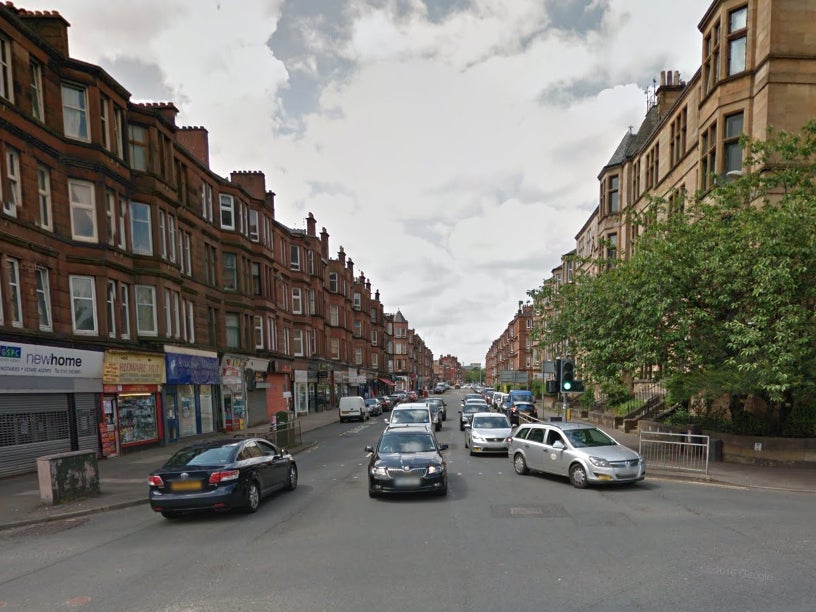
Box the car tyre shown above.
[437,483,448,496]
[286,464,298,491]
[569,464,589,489]
[245,480,261,513]
[436,423,441,432]
[513,453,529,475]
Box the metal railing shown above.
[639,430,709,474]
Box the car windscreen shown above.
[472,416,510,429]
[391,409,430,424]
[565,428,616,448]
[164,444,239,467]
[380,433,435,453]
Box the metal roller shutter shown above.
[74,393,100,454]
[0,394,71,477]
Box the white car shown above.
[464,412,512,455]
[386,403,434,430]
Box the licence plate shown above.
[394,476,421,487]
[171,480,203,491]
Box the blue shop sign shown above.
[165,352,221,385]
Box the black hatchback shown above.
[148,437,297,519]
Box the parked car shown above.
[425,397,446,421]
[508,422,646,488]
[433,383,446,394]
[365,424,449,497]
[461,393,482,408]
[426,401,442,432]
[464,412,513,455]
[148,437,297,518]
[339,396,369,423]
[365,398,383,416]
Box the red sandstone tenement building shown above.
[0,4,432,476]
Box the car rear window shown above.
[391,409,430,423]
[472,416,510,428]
[165,444,238,467]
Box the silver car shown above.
[464,412,512,455]
[508,422,646,488]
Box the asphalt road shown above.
[0,391,814,611]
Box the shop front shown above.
[220,355,271,431]
[163,346,221,442]
[0,341,103,477]
[293,369,317,415]
[102,351,165,455]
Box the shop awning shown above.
[378,377,396,386]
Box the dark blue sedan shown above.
[148,437,297,519]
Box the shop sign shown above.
[166,351,220,385]
[0,342,103,378]
[294,370,309,383]
[103,353,165,385]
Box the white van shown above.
[339,396,369,423]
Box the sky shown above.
[28,0,712,366]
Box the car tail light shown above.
[209,469,240,484]
[148,475,164,487]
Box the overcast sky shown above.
[31,0,711,366]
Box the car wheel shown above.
[286,464,298,491]
[569,464,589,489]
[437,482,448,496]
[160,511,180,519]
[513,453,529,475]
[436,423,441,432]
[469,445,476,457]
[442,414,446,421]
[459,423,464,431]
[245,480,261,513]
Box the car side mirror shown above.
[464,424,471,429]
[365,445,374,453]
[553,440,565,450]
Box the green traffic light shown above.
[563,381,572,390]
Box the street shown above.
[0,391,814,611]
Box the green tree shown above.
[534,121,816,432]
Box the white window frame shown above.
[254,315,264,350]
[330,304,339,326]
[158,210,167,259]
[168,215,177,263]
[354,347,362,366]
[7,258,22,327]
[371,353,378,368]
[4,147,21,217]
[219,194,235,230]
[331,338,340,360]
[68,179,98,242]
[69,275,98,335]
[290,245,300,271]
[293,329,304,357]
[372,330,378,346]
[130,202,153,255]
[120,283,130,339]
[353,292,361,310]
[135,284,158,337]
[201,181,213,222]
[107,280,117,338]
[30,60,44,121]
[248,209,259,242]
[292,288,303,314]
[128,124,148,171]
[62,83,89,141]
[36,165,53,231]
[35,265,52,331]
[0,36,14,102]
[329,272,338,292]
[118,198,127,249]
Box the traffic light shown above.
[560,358,575,392]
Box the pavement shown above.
[1,405,814,531]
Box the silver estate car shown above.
[464,412,512,455]
[508,422,646,488]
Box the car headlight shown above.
[370,466,389,477]
[471,432,485,442]
[426,464,443,475]
[587,456,610,468]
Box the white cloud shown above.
[27,0,711,364]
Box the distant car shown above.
[378,396,393,412]
[465,412,512,455]
[387,403,434,430]
[425,397,446,421]
[426,401,442,431]
[461,393,482,408]
[339,396,369,423]
[365,425,449,497]
[365,398,383,416]
[507,401,536,425]
[433,384,446,394]
[148,437,297,518]
[459,402,488,431]
[508,422,646,489]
